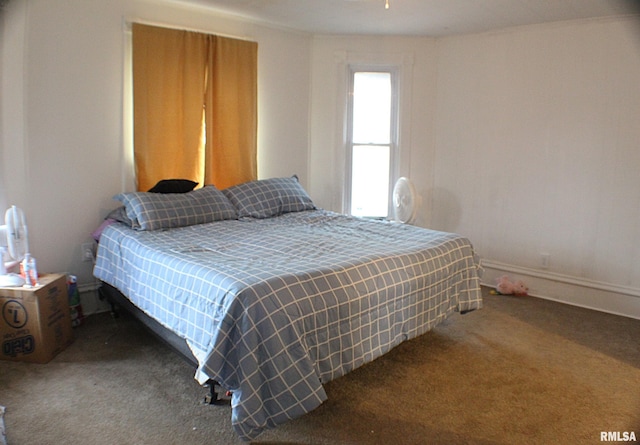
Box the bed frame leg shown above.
[203,380,229,405]
[98,285,119,318]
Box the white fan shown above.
[392,177,419,224]
[0,205,29,287]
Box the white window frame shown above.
[344,65,400,218]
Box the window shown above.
[346,68,398,218]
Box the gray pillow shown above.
[114,185,237,230]
[222,176,315,219]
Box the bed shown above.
[93,177,483,441]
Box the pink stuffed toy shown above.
[492,275,528,296]
[512,280,529,296]
[495,275,515,295]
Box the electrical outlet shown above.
[540,253,550,269]
[81,242,95,262]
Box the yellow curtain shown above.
[132,24,257,192]
[132,24,208,192]
[205,36,258,190]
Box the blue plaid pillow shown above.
[223,176,315,219]
[114,186,237,230]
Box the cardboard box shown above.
[1,274,74,363]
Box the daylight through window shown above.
[347,69,398,218]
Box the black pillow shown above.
[147,179,198,194]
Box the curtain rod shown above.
[123,17,256,42]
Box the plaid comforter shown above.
[94,210,482,440]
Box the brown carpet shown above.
[1,287,638,444]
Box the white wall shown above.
[433,17,640,317]
[0,5,7,213]
[0,0,28,213]
[0,0,311,299]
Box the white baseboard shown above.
[481,260,640,320]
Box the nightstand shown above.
[0,273,74,363]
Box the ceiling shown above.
[175,0,640,37]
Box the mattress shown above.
[94,209,482,440]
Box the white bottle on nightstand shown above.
[21,253,39,287]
